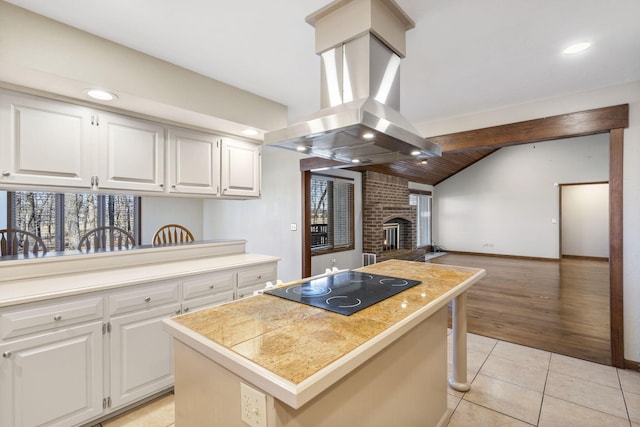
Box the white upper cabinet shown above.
[221,138,261,198]
[97,113,165,192]
[0,90,166,193]
[0,90,263,198]
[168,128,221,196]
[0,91,93,189]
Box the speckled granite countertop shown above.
[164,259,485,407]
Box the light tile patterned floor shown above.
[93,332,640,427]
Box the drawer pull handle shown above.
[184,307,190,313]
[209,284,215,289]
[175,309,182,315]
[1,171,10,177]
[257,275,262,279]
[53,315,62,321]
[2,351,11,358]
[144,296,151,303]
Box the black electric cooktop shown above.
[264,271,422,316]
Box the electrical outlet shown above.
[240,382,267,427]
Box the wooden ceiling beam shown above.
[427,104,629,153]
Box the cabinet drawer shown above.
[236,284,270,300]
[182,271,234,300]
[109,282,179,316]
[237,263,277,289]
[182,291,234,313]
[1,297,103,340]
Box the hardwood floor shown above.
[430,253,611,365]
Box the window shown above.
[310,175,354,254]
[6,191,140,252]
[410,192,432,248]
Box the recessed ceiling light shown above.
[84,89,117,101]
[242,129,259,136]
[296,145,307,152]
[362,132,375,140]
[420,159,428,165]
[411,150,421,156]
[351,159,360,164]
[562,42,591,55]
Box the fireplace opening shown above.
[383,223,399,251]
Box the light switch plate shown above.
[240,382,267,427]
[290,223,297,231]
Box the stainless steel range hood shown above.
[264,0,441,165]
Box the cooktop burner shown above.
[264,271,421,315]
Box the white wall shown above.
[140,197,203,245]
[561,184,609,258]
[416,80,640,363]
[310,169,363,277]
[433,135,609,258]
[203,146,305,283]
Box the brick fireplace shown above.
[362,171,425,262]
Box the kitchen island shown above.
[163,259,485,427]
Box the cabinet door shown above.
[220,138,261,198]
[0,91,93,189]
[168,128,220,195]
[109,304,179,409]
[97,113,166,192]
[0,322,103,427]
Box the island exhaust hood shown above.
[264,0,441,165]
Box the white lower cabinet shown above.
[109,303,179,409]
[0,321,104,427]
[0,260,278,426]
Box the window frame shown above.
[309,173,355,256]
[409,190,432,249]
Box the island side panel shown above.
[275,307,448,427]
[173,307,448,427]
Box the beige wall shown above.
[0,1,287,138]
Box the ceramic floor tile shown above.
[545,370,627,419]
[448,399,534,427]
[448,350,490,386]
[448,393,462,412]
[538,395,630,427]
[625,391,640,424]
[480,353,548,392]
[102,393,175,427]
[491,341,551,370]
[467,332,499,354]
[549,353,619,388]
[619,368,640,395]
[463,374,543,425]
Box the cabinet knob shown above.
[53,315,62,321]
[175,309,182,315]
[184,307,190,313]
[1,171,10,177]
[209,284,215,289]
[159,184,164,188]
[257,275,262,279]
[144,296,151,303]
[2,351,11,358]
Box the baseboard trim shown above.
[562,255,610,262]
[443,251,560,262]
[625,359,640,371]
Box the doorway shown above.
[560,183,609,259]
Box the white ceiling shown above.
[5,0,640,127]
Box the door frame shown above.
[426,104,628,368]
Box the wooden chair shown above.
[78,226,136,252]
[153,224,195,245]
[0,228,48,257]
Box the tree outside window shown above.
[8,191,139,252]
